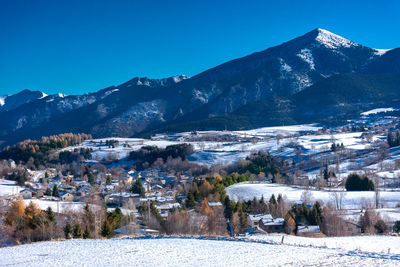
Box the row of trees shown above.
[129,144,194,170]
[4,197,57,243]
[0,133,91,166]
[2,197,128,244]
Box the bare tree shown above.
[330,190,346,210]
[321,204,349,236]
[300,187,313,205]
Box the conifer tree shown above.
[237,202,247,233]
[45,187,52,196]
[269,194,276,205]
[101,219,113,238]
[83,225,94,239]
[46,207,55,223]
[64,222,72,239]
[73,223,83,238]
[185,192,195,209]
[52,185,60,197]
[131,179,145,197]
[106,175,112,185]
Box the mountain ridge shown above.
[0,28,399,147]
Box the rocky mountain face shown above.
[0,28,399,147]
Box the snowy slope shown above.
[248,234,400,254]
[315,28,358,49]
[226,182,400,209]
[361,107,398,116]
[0,237,399,266]
[0,179,24,197]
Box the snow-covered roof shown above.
[156,203,180,210]
[261,218,284,226]
[208,201,223,207]
[298,225,320,233]
[248,214,273,222]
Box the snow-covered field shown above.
[226,182,400,210]
[22,199,89,213]
[67,123,380,166]
[1,237,399,266]
[248,234,400,254]
[0,179,24,197]
[361,108,398,116]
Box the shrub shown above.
[345,173,374,191]
[393,221,400,233]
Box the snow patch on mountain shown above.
[172,75,189,83]
[192,89,211,104]
[279,58,292,72]
[374,48,392,56]
[0,96,5,106]
[297,48,315,70]
[103,88,120,98]
[39,92,48,99]
[293,73,312,92]
[315,28,357,49]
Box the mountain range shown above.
[1,28,399,148]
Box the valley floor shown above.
[0,236,399,266]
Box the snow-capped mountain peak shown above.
[0,89,48,112]
[39,92,48,99]
[314,28,357,49]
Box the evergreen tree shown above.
[345,173,374,191]
[375,219,387,234]
[224,197,234,220]
[237,202,247,233]
[330,143,336,152]
[101,219,113,238]
[45,187,52,196]
[73,223,83,238]
[52,185,60,197]
[83,225,94,239]
[310,202,322,225]
[131,179,146,197]
[46,207,55,223]
[88,172,95,186]
[106,175,112,185]
[393,221,400,233]
[185,192,196,209]
[269,194,277,205]
[323,163,329,180]
[193,190,202,202]
[277,194,283,204]
[150,202,163,223]
[64,222,72,239]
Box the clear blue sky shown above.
[1,0,399,95]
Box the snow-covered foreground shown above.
[249,234,400,254]
[1,237,399,266]
[226,182,400,209]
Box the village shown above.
[1,110,400,244]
